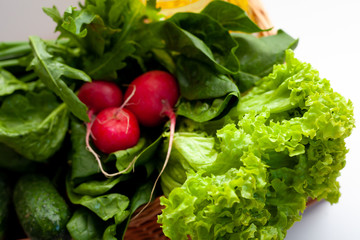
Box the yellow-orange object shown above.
[141,0,249,16]
[140,0,274,36]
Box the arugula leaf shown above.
[201,0,264,33]
[0,90,69,161]
[28,36,91,122]
[84,41,136,79]
[59,0,148,79]
[0,68,28,96]
[61,7,96,38]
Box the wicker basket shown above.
[124,0,275,239]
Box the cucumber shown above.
[13,174,71,240]
[0,172,11,240]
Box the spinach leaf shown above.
[201,0,264,32]
[134,133,163,169]
[72,176,129,196]
[67,177,130,221]
[173,57,240,122]
[105,138,146,174]
[28,36,91,122]
[167,12,239,74]
[231,71,261,93]
[0,90,69,161]
[106,135,161,177]
[67,207,107,240]
[153,20,238,75]
[232,30,299,77]
[69,119,100,184]
[119,182,153,240]
[0,143,37,172]
[175,57,239,100]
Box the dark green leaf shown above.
[231,71,261,93]
[0,42,31,61]
[118,182,153,240]
[69,119,100,184]
[175,57,239,100]
[66,177,130,221]
[67,207,107,240]
[0,68,28,96]
[106,138,147,174]
[232,30,298,77]
[0,143,37,172]
[201,0,264,32]
[84,41,136,79]
[72,176,129,196]
[28,36,91,122]
[134,134,163,169]
[0,90,69,161]
[82,0,146,79]
[154,13,239,74]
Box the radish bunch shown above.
[77,71,179,192]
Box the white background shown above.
[1,0,359,239]
[262,1,360,239]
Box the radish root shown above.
[133,101,176,219]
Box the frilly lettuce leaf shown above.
[159,152,273,240]
[160,132,218,196]
[159,50,355,240]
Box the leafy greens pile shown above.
[0,0,354,239]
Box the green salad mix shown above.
[0,0,355,239]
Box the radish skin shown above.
[124,70,179,127]
[78,80,123,114]
[77,80,142,178]
[91,107,140,154]
[125,70,179,218]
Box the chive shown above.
[0,44,31,60]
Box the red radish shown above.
[78,80,123,115]
[124,70,179,218]
[78,80,139,178]
[91,107,140,154]
[123,70,179,127]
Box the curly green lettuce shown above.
[158,50,355,240]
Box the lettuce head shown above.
[158,50,355,240]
